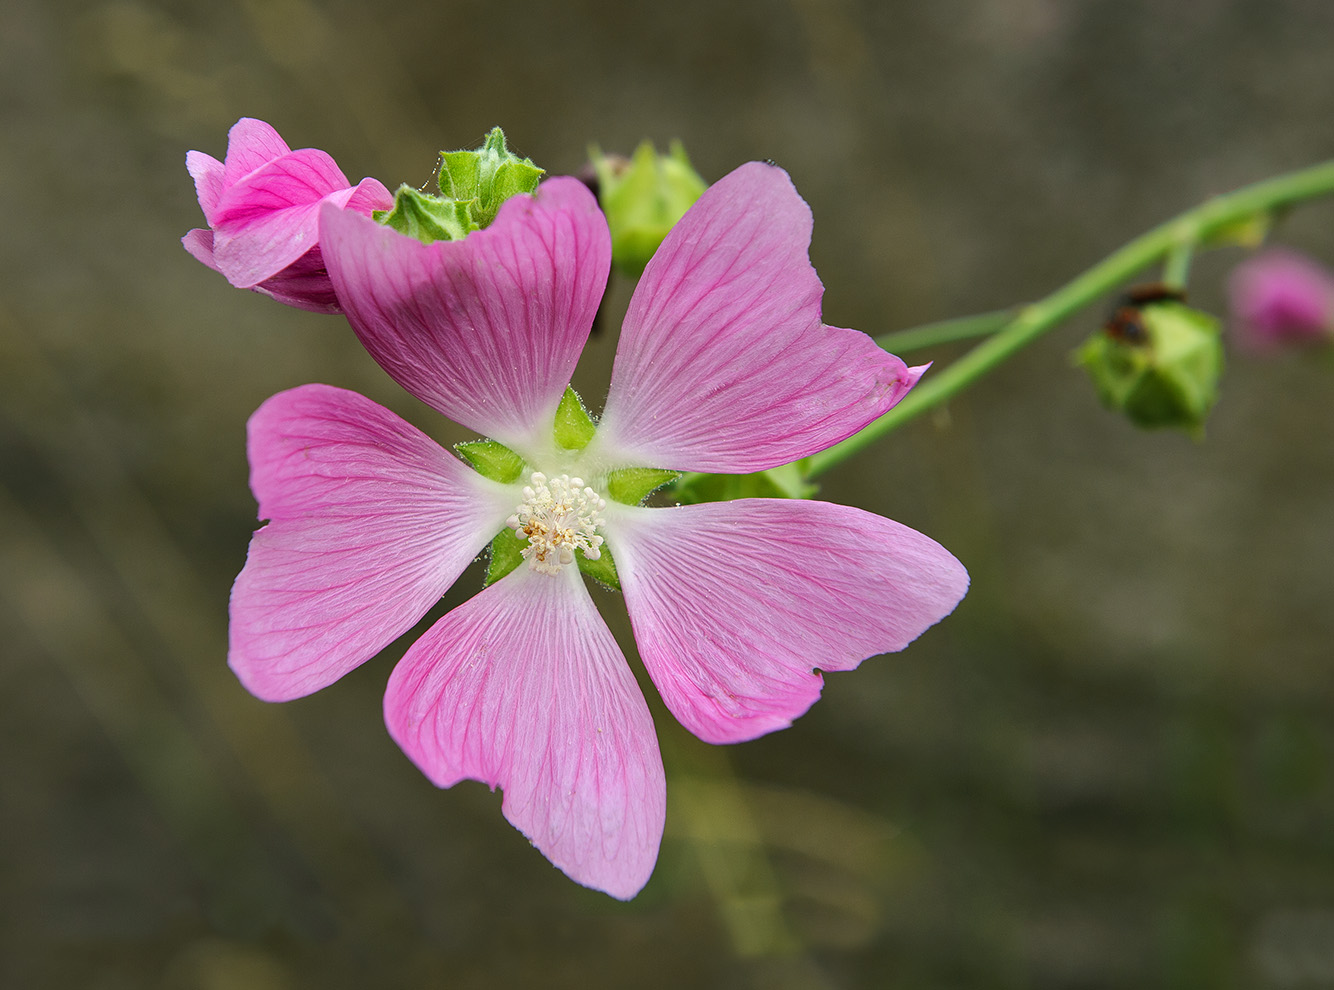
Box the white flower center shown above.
[507,472,607,576]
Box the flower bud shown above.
[1077,296,1223,434]
[377,127,544,244]
[1227,248,1334,352]
[589,140,706,276]
[182,117,393,313]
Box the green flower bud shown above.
[376,127,544,244]
[590,140,707,277]
[1077,297,1224,435]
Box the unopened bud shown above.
[1077,294,1223,435]
[590,140,706,276]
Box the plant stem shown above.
[807,159,1334,478]
[873,308,1016,353]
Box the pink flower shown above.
[229,163,969,898]
[1228,247,1334,351]
[182,118,393,313]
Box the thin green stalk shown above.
[807,159,1334,477]
[874,308,1016,353]
[1162,240,1195,291]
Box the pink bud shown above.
[1228,248,1334,351]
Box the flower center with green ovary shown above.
[507,472,607,575]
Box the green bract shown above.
[1077,300,1223,435]
[375,127,544,244]
[590,140,706,277]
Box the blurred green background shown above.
[3,0,1334,987]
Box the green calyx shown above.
[553,386,597,450]
[590,139,706,277]
[456,439,525,483]
[1077,300,1223,435]
[376,127,544,244]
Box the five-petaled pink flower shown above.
[182,118,393,313]
[229,162,969,898]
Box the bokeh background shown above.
[4,0,1334,987]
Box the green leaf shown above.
[484,527,525,586]
[455,440,525,483]
[553,386,596,450]
[671,462,818,504]
[605,467,680,505]
[577,544,620,590]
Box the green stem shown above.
[873,308,1016,353]
[808,158,1334,478]
[1162,239,1195,291]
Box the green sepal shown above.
[375,185,475,243]
[484,527,619,590]
[455,439,525,483]
[553,386,597,450]
[577,544,620,590]
[377,128,544,245]
[671,461,817,504]
[439,127,544,229]
[590,140,707,277]
[606,467,680,505]
[1076,300,1223,436]
[484,527,526,586]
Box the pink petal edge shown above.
[320,176,611,454]
[211,149,355,287]
[594,161,918,473]
[229,384,513,702]
[385,565,665,900]
[222,117,292,187]
[609,498,969,744]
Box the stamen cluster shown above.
[507,472,607,575]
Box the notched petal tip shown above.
[597,162,903,473]
[383,569,665,900]
[613,499,968,745]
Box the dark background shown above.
[3,1,1333,987]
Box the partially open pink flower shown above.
[182,118,392,313]
[1228,247,1334,351]
[229,163,969,898]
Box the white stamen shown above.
[508,472,607,576]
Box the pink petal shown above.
[320,177,611,454]
[595,162,920,473]
[343,175,395,216]
[250,246,342,314]
[609,499,969,744]
[181,227,219,272]
[385,566,665,900]
[230,384,514,702]
[186,151,225,225]
[211,149,353,287]
[221,117,292,187]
